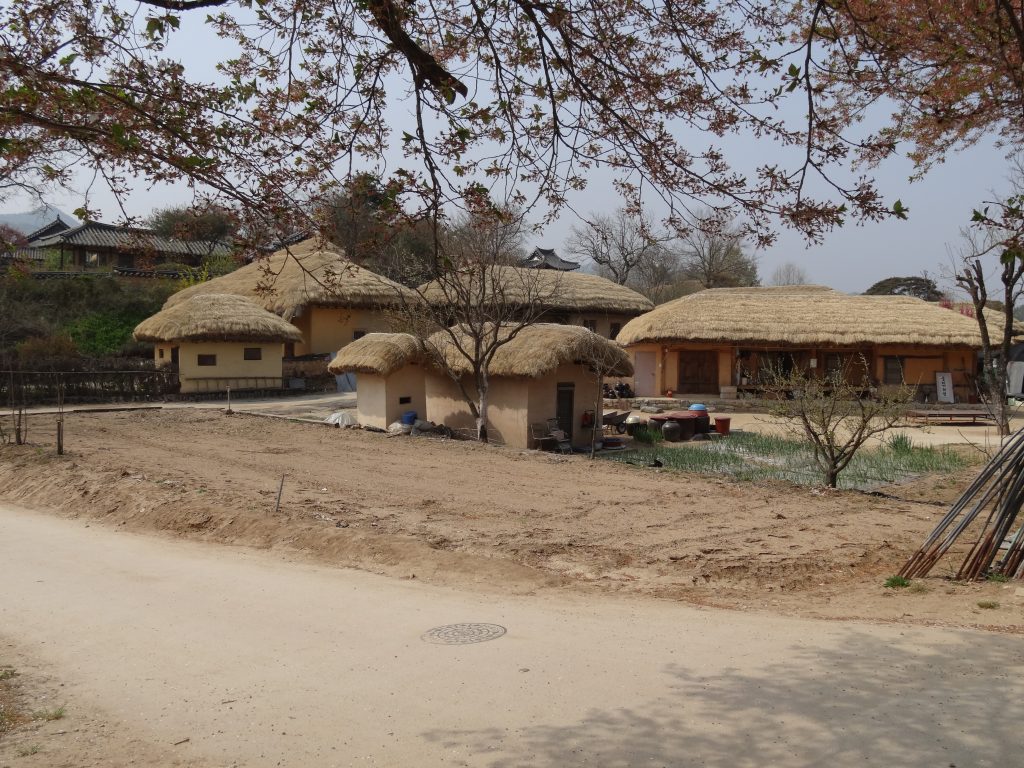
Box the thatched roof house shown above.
[134,294,302,344]
[330,324,632,446]
[417,266,653,340]
[165,238,416,356]
[134,294,301,395]
[619,286,991,402]
[167,238,414,319]
[618,285,988,348]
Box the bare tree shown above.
[443,208,527,267]
[761,360,912,488]
[770,262,809,286]
[678,215,759,289]
[566,210,670,286]
[401,260,559,443]
[573,333,633,458]
[955,231,1024,437]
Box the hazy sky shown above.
[2,10,1013,296]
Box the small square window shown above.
[243,347,262,361]
[158,348,165,359]
[399,396,412,405]
[610,322,621,340]
[353,330,367,340]
[582,319,597,332]
[197,354,217,366]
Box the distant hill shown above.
[0,206,78,236]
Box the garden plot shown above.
[605,431,969,490]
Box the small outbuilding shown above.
[331,324,633,448]
[134,293,303,394]
[327,333,427,430]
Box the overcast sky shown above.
[2,11,1014,296]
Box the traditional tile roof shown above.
[31,221,232,258]
[520,247,581,271]
[23,217,72,243]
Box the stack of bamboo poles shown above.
[901,429,1024,581]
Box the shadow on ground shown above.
[424,628,1023,767]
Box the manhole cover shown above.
[421,623,507,645]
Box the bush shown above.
[884,575,911,589]
[0,274,173,362]
[632,424,664,444]
[66,310,146,357]
[887,433,914,453]
[16,334,80,365]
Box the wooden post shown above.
[226,385,232,415]
[55,373,65,455]
[274,474,285,514]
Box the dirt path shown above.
[0,409,1020,630]
[2,503,1022,767]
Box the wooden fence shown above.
[1,370,179,405]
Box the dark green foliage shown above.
[863,276,944,301]
[0,270,174,364]
[66,310,147,356]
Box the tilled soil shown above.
[1,408,1020,632]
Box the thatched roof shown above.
[617,286,992,348]
[133,294,303,343]
[329,324,633,378]
[418,266,653,316]
[431,323,634,378]
[165,238,415,320]
[327,333,424,376]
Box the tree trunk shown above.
[590,374,603,459]
[476,379,489,443]
[825,467,839,488]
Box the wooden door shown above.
[678,351,718,394]
[633,351,657,396]
[556,382,575,438]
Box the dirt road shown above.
[1,503,1022,767]
[2,409,1020,629]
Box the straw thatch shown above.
[617,286,992,347]
[165,238,416,320]
[430,323,634,378]
[133,294,303,343]
[327,333,424,376]
[418,266,653,316]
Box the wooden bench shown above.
[907,409,995,425]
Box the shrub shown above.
[887,433,914,453]
[632,424,664,444]
[884,575,911,589]
[66,310,145,357]
[16,334,79,365]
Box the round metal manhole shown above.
[421,623,507,645]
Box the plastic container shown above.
[400,410,418,425]
[714,417,732,436]
[688,403,708,412]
